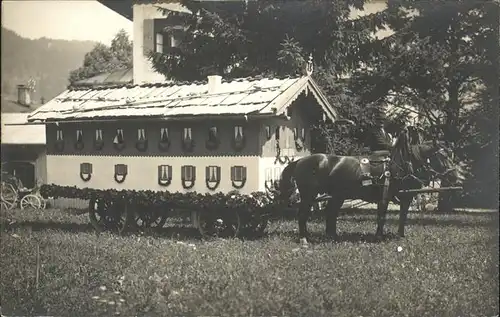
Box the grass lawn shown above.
[1,207,498,317]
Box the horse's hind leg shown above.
[325,197,344,240]
[298,198,313,242]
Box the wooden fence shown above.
[46,198,89,211]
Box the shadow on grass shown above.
[266,229,401,244]
[130,226,202,241]
[3,208,496,242]
[4,220,95,234]
[2,219,202,240]
[271,207,498,226]
[343,215,498,228]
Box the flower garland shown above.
[40,184,277,213]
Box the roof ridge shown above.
[28,75,334,123]
[67,74,303,91]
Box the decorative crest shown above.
[305,54,313,76]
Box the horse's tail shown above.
[279,159,299,205]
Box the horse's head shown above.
[418,141,466,186]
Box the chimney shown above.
[17,84,31,106]
[207,75,222,94]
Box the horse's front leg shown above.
[375,199,390,237]
[398,195,413,237]
[298,200,312,244]
[325,197,344,240]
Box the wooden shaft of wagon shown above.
[398,187,463,194]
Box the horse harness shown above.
[358,128,415,194]
[359,150,393,204]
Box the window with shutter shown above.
[284,128,291,149]
[81,163,92,174]
[76,130,83,142]
[143,19,155,56]
[55,129,64,152]
[152,20,184,55]
[136,128,148,151]
[114,129,124,143]
[115,164,127,175]
[158,165,172,186]
[95,129,103,141]
[273,167,282,189]
[113,129,125,151]
[182,127,194,152]
[232,125,246,151]
[264,167,273,191]
[274,167,281,181]
[137,128,146,141]
[114,164,128,183]
[159,127,170,151]
[94,129,104,150]
[56,129,64,141]
[294,126,305,151]
[205,165,221,190]
[233,166,245,182]
[208,127,217,141]
[183,128,192,141]
[265,125,272,140]
[206,126,219,150]
[155,33,164,53]
[181,165,196,189]
[80,163,92,181]
[230,166,247,189]
[170,33,180,48]
[160,128,169,141]
[75,129,84,150]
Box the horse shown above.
[278,130,465,244]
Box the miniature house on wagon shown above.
[27,66,337,195]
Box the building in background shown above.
[1,84,43,113]
[98,0,390,85]
[71,68,133,88]
[1,84,46,189]
[1,112,46,189]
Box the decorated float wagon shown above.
[28,63,338,237]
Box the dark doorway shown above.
[2,162,35,189]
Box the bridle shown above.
[389,132,459,186]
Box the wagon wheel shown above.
[89,197,111,232]
[252,210,270,235]
[39,196,47,210]
[89,198,131,234]
[105,199,132,234]
[33,193,47,210]
[134,204,168,231]
[20,194,42,210]
[242,217,269,237]
[1,183,17,210]
[240,208,270,237]
[197,209,241,238]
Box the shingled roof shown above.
[71,68,133,88]
[28,75,337,123]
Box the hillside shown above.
[1,27,97,105]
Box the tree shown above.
[69,29,132,85]
[148,0,388,152]
[149,0,382,81]
[351,0,499,208]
